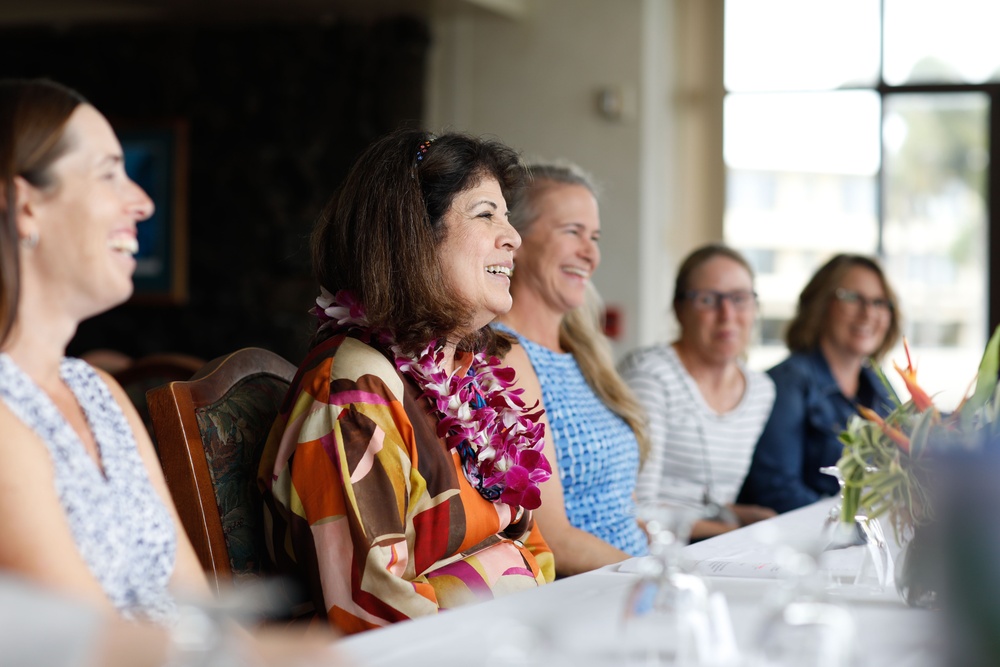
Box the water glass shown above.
[619,500,716,666]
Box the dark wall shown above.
[2,17,429,365]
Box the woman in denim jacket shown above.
[739,254,901,513]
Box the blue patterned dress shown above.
[498,326,648,556]
[0,354,178,622]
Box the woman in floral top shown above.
[257,129,555,634]
[0,79,210,623]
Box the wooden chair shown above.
[147,347,296,594]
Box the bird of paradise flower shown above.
[837,326,1000,543]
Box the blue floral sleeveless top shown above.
[498,326,647,556]
[0,354,177,622]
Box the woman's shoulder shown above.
[0,399,46,458]
[766,350,825,389]
[494,323,573,372]
[305,335,405,399]
[494,323,541,350]
[768,350,815,376]
[620,343,676,371]
[0,360,77,478]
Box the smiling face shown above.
[511,183,600,317]
[437,175,521,335]
[20,104,154,322]
[822,265,892,360]
[676,255,756,365]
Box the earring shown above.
[20,231,39,249]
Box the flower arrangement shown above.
[313,288,551,511]
[837,325,1000,543]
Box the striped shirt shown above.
[618,344,775,508]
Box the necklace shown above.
[673,347,739,524]
[690,414,738,525]
[313,288,551,511]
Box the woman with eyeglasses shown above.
[619,244,777,540]
[739,253,900,513]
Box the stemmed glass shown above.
[619,500,714,666]
[747,522,858,667]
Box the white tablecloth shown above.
[338,498,944,666]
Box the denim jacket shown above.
[738,348,894,513]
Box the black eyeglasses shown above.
[683,290,757,311]
[834,288,893,312]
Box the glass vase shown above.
[818,466,894,592]
[894,523,942,609]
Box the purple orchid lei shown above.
[313,288,552,511]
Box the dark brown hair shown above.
[671,243,756,315]
[0,79,86,346]
[311,128,526,356]
[786,253,901,360]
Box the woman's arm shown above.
[688,504,776,541]
[690,519,739,540]
[741,368,820,513]
[504,344,630,576]
[730,503,777,525]
[0,405,116,610]
[99,370,212,601]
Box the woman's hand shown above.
[690,519,740,541]
[690,504,776,541]
[731,503,777,526]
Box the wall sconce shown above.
[595,84,637,123]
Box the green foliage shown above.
[959,324,1000,432]
[837,325,1000,544]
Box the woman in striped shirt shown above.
[619,244,776,540]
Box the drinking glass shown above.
[619,500,713,666]
[746,522,858,667]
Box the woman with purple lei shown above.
[257,129,555,635]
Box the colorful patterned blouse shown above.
[257,334,554,634]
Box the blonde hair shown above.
[507,162,651,463]
[559,283,650,462]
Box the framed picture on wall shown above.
[117,120,189,305]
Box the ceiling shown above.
[0,0,526,26]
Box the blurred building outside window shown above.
[724,0,997,409]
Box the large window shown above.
[724,0,998,409]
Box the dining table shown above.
[336,498,945,666]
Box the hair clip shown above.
[416,139,433,164]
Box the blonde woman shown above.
[497,163,648,576]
